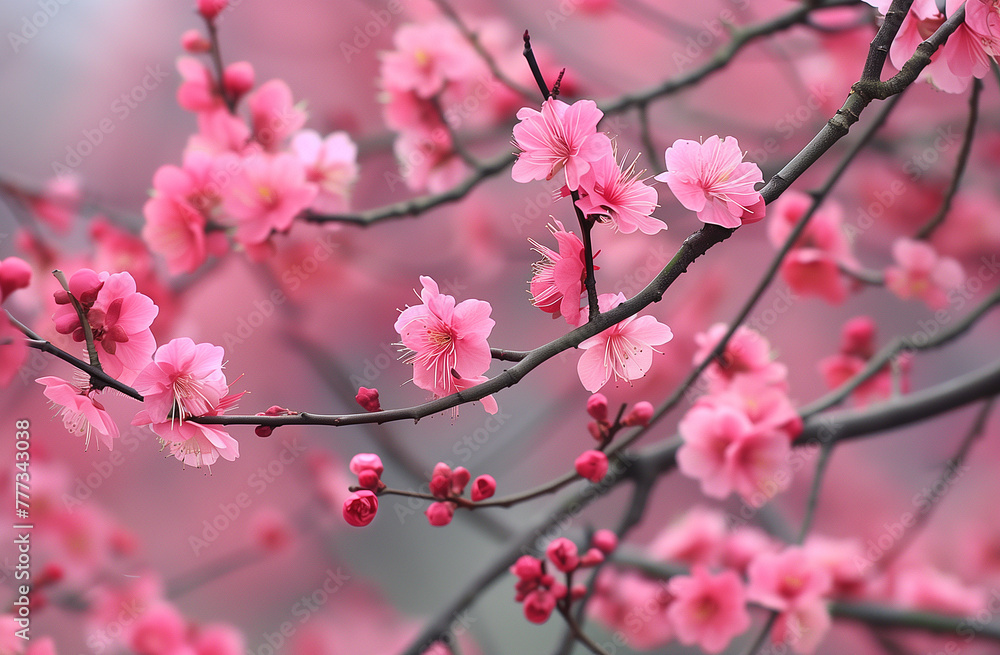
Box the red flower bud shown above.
[342,490,378,527]
[471,475,496,501]
[575,450,609,483]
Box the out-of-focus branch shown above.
[915,76,982,239]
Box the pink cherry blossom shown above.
[380,20,477,98]
[677,401,793,502]
[176,56,220,113]
[134,399,242,468]
[968,0,1000,56]
[655,135,765,228]
[132,338,230,423]
[37,376,119,449]
[1,257,32,301]
[394,275,496,406]
[576,293,673,392]
[589,570,674,649]
[247,79,307,151]
[888,0,991,93]
[52,270,158,384]
[290,129,359,213]
[694,322,787,392]
[394,129,468,194]
[649,506,729,568]
[575,152,664,235]
[512,98,613,191]
[667,566,751,653]
[127,602,188,655]
[343,490,380,527]
[222,61,255,99]
[885,238,964,310]
[747,547,832,612]
[768,190,856,304]
[142,195,211,275]
[221,153,318,246]
[528,220,591,327]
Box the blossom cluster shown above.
[142,4,358,273]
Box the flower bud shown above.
[180,29,211,53]
[575,450,609,483]
[586,393,608,422]
[349,453,383,477]
[425,501,455,527]
[592,529,618,554]
[622,401,654,427]
[470,474,496,501]
[546,537,579,573]
[342,490,378,527]
[355,386,382,412]
[450,467,471,495]
[223,61,255,99]
[197,0,228,21]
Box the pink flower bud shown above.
[349,453,383,477]
[261,405,291,416]
[570,584,588,600]
[431,462,452,478]
[197,0,228,21]
[586,393,608,422]
[255,425,272,438]
[0,257,31,302]
[579,547,605,567]
[592,529,618,554]
[510,555,543,580]
[622,401,654,427]
[223,61,255,99]
[180,29,211,53]
[355,386,382,412]
[546,537,580,573]
[357,469,381,490]
[342,490,378,527]
[575,450,609,483]
[523,590,556,624]
[549,582,568,599]
[67,268,103,307]
[425,501,455,527]
[429,474,452,499]
[451,467,471,495]
[471,475,496,501]
[842,315,876,358]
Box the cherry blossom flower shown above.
[576,293,673,392]
[52,269,158,384]
[142,195,213,275]
[694,322,787,393]
[575,152,664,234]
[676,401,793,502]
[380,20,477,98]
[648,506,729,568]
[127,602,188,655]
[343,490,380,527]
[394,129,468,194]
[176,56,220,113]
[667,566,751,653]
[37,376,119,450]
[885,238,964,310]
[768,190,857,304]
[528,220,591,327]
[394,276,496,408]
[221,153,318,247]
[589,570,674,649]
[131,339,243,467]
[818,316,909,405]
[968,0,1000,56]
[290,129,359,213]
[511,98,613,190]
[747,547,832,612]
[132,338,230,423]
[247,79,307,150]
[655,135,765,228]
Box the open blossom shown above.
[131,339,243,468]
[176,56,220,113]
[247,79,307,150]
[819,316,909,405]
[577,293,673,392]
[221,152,318,247]
[380,20,477,98]
[768,190,856,304]
[290,129,359,213]
[132,338,230,423]
[528,220,591,326]
[512,98,613,190]
[394,276,497,412]
[885,237,964,310]
[589,570,674,649]
[677,401,793,502]
[37,376,120,450]
[694,322,787,393]
[668,566,751,653]
[655,135,765,228]
[52,270,158,385]
[576,152,664,235]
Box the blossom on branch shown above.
[511,98,613,191]
[394,276,497,413]
[655,135,765,228]
[36,376,120,450]
[576,293,673,392]
[576,151,664,235]
[528,220,591,327]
